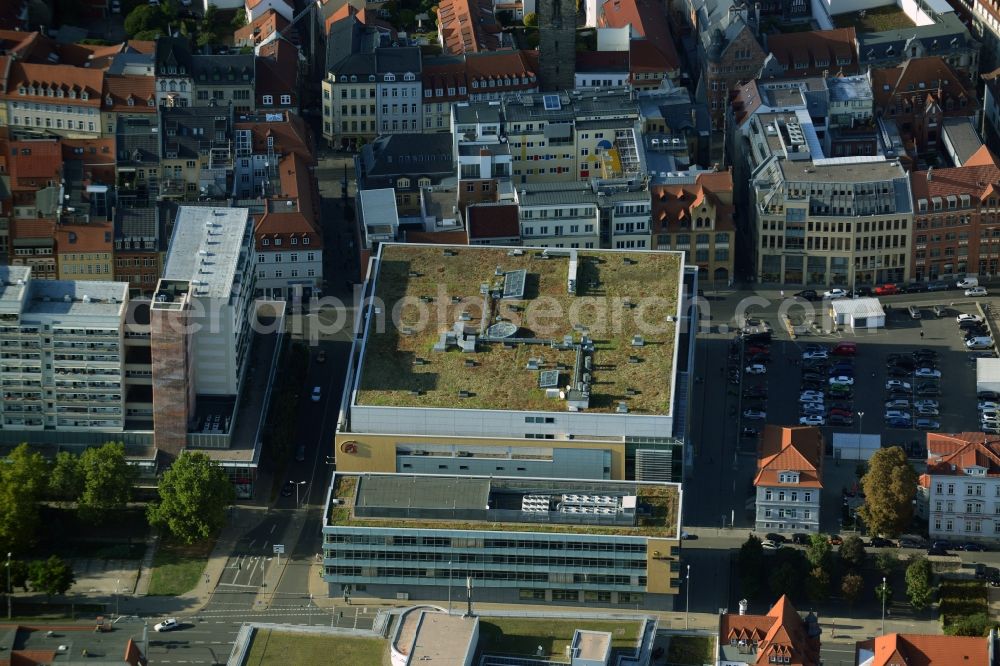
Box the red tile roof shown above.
[235,112,315,163]
[651,171,735,232]
[255,210,318,236]
[278,152,318,223]
[55,221,113,254]
[856,633,990,666]
[871,56,976,113]
[910,147,1000,201]
[102,73,156,112]
[765,28,857,76]
[437,0,500,55]
[754,425,823,488]
[464,49,536,90]
[923,432,1000,477]
[255,38,299,107]
[11,218,55,240]
[720,596,821,666]
[235,9,291,46]
[467,204,520,240]
[247,0,293,10]
[2,61,104,107]
[598,0,680,72]
[576,50,629,72]
[9,139,62,187]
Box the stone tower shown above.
[537,0,577,91]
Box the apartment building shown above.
[115,116,161,209]
[191,55,255,114]
[717,597,821,665]
[154,38,194,108]
[0,265,128,433]
[334,243,695,483]
[254,39,300,114]
[920,432,1000,544]
[1,61,104,137]
[763,28,859,78]
[114,207,165,294]
[517,181,652,249]
[322,473,683,609]
[753,425,823,534]
[858,13,979,81]
[910,147,1000,282]
[595,0,682,89]
[8,139,61,279]
[100,73,157,137]
[159,105,235,201]
[747,112,913,287]
[650,170,735,285]
[375,47,423,135]
[357,133,455,215]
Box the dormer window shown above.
[127,96,134,107]
[350,75,357,82]
[81,91,89,100]
[147,97,155,107]
[384,73,395,82]
[105,94,114,106]
[340,75,347,82]
[17,87,24,95]
[403,72,415,81]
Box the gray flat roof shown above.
[26,280,128,319]
[827,75,873,103]
[357,475,491,511]
[942,117,984,166]
[162,206,251,300]
[409,613,478,665]
[0,266,30,312]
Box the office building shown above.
[334,243,695,481]
[322,472,683,609]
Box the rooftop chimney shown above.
[927,166,933,181]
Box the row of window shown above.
[257,269,315,279]
[522,225,595,236]
[13,117,95,132]
[931,501,1000,514]
[762,508,813,520]
[934,482,996,496]
[259,237,311,246]
[933,518,1000,533]
[328,550,647,569]
[763,489,814,502]
[256,253,317,263]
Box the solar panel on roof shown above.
[539,370,559,388]
[543,94,561,111]
[502,269,526,299]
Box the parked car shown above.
[963,543,989,552]
[979,390,1000,400]
[914,418,941,430]
[927,545,950,556]
[311,386,322,402]
[741,427,760,437]
[832,342,858,356]
[887,366,912,378]
[745,364,767,375]
[800,391,826,402]
[823,288,848,299]
[828,414,854,426]
[884,409,910,419]
[915,405,939,417]
[966,337,994,350]
[884,399,911,410]
[765,532,787,543]
[898,537,925,548]
[957,277,980,289]
[869,537,895,548]
[966,286,989,297]
[828,534,843,545]
[799,415,826,426]
[913,348,938,358]
[885,380,912,391]
[794,289,818,301]
[854,286,873,297]
[979,401,1000,411]
[743,410,767,420]
[829,375,854,386]
[916,384,942,396]
[802,350,829,360]
[829,407,854,417]
[957,313,984,324]
[905,282,929,293]
[887,417,913,428]
[874,284,899,295]
[914,367,942,379]
[761,540,782,551]
[908,305,922,319]
[928,280,949,291]
[914,399,939,410]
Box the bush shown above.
[523,11,537,26]
[944,613,993,637]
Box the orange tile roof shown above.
[235,112,315,163]
[437,0,500,55]
[464,49,536,89]
[2,61,104,107]
[11,218,56,240]
[102,73,156,112]
[871,56,975,112]
[720,596,821,666]
[923,432,1000,477]
[0,30,55,62]
[856,633,990,666]
[598,0,680,71]
[754,425,823,488]
[910,149,1000,201]
[235,9,291,45]
[278,152,318,222]
[55,221,113,255]
[247,0,293,9]
[255,210,318,236]
[651,171,734,232]
[765,28,857,76]
[9,139,62,186]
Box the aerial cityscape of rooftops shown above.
[4,0,1000,661]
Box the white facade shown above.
[519,203,600,248]
[0,266,129,432]
[377,74,423,134]
[611,198,651,249]
[755,475,822,533]
[575,71,630,91]
[155,75,193,107]
[926,472,1000,542]
[246,0,294,23]
[7,97,102,137]
[255,247,322,299]
[161,207,257,396]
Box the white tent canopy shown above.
[831,297,885,330]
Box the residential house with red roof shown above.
[855,632,991,666]
[650,170,735,284]
[596,0,681,89]
[717,596,822,665]
[437,0,502,56]
[1,61,105,137]
[909,146,1000,282]
[872,56,977,157]
[234,9,292,51]
[752,425,823,533]
[101,73,156,137]
[918,432,1000,544]
[255,39,300,113]
[0,127,10,259]
[763,27,858,78]
[245,0,294,23]
[8,138,61,279]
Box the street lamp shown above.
[856,411,865,462]
[447,561,453,616]
[292,481,308,507]
[685,565,691,629]
[880,575,887,635]
[115,578,120,619]
[5,553,10,620]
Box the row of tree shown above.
[125,2,245,46]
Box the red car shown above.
[832,342,857,356]
[874,284,899,296]
[828,408,853,418]
[747,345,769,355]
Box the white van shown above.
[957,276,980,288]
[967,336,994,349]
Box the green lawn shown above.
[147,538,214,596]
[478,618,640,658]
[939,580,988,627]
[667,635,715,665]
[832,5,914,32]
[245,630,384,666]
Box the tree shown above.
[231,8,247,29]
[858,446,918,537]
[875,550,898,576]
[522,11,537,26]
[78,442,133,524]
[398,8,415,27]
[806,533,832,569]
[8,559,29,592]
[806,566,830,603]
[124,4,162,36]
[768,549,808,601]
[905,556,933,611]
[841,572,863,605]
[29,555,75,598]
[737,535,765,598]
[147,452,234,544]
[946,613,992,637]
[48,451,82,504]
[0,445,49,552]
[839,535,866,569]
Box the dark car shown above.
[829,401,853,412]
[869,537,895,548]
[916,385,941,396]
[928,280,950,291]
[913,348,938,358]
[765,532,787,543]
[749,353,771,364]
[905,282,929,293]
[828,534,843,545]
[888,358,916,370]
[887,366,912,378]
[928,546,950,556]
[792,533,810,545]
[963,543,989,552]
[802,372,825,383]
[280,481,294,497]
[828,414,854,426]
[960,319,988,329]
[794,290,818,301]
[741,427,760,437]
[978,391,1000,401]
[854,286,873,297]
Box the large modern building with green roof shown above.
[333,243,698,483]
[322,472,684,609]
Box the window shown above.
[262,95,273,105]
[280,94,291,105]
